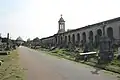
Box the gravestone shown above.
[98,23,114,64]
[118,47,120,55]
[98,36,113,64]
[88,41,93,51]
[0,38,3,51]
[68,41,74,51]
[117,47,120,60]
[83,43,89,53]
[6,33,10,51]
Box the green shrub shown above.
[51,48,59,53]
[110,60,120,67]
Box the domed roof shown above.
[58,14,65,22]
[16,36,23,41]
[33,37,40,42]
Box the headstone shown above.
[99,36,113,64]
[118,47,120,55]
[117,47,120,60]
[68,42,74,51]
[0,38,2,51]
[6,33,10,51]
[83,43,89,53]
[88,41,93,51]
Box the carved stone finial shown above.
[61,14,62,17]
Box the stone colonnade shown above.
[41,18,120,49]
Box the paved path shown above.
[18,46,120,80]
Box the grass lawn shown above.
[0,50,25,80]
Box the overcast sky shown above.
[0,0,120,41]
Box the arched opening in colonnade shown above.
[55,36,57,44]
[82,32,86,44]
[60,36,63,44]
[58,36,60,44]
[94,29,102,48]
[107,27,113,39]
[97,29,102,37]
[77,33,80,42]
[68,35,71,42]
[89,31,93,43]
[72,34,75,44]
[65,36,67,43]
